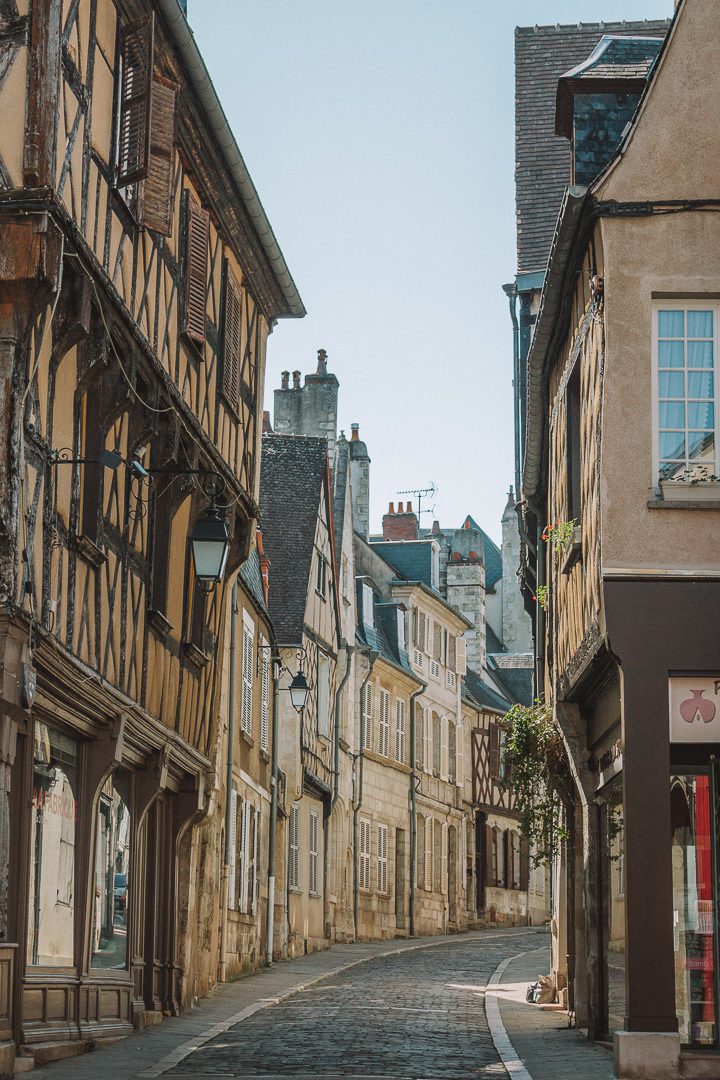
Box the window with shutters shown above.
[492,826,503,888]
[227,787,238,909]
[241,614,254,737]
[317,652,330,738]
[433,819,443,893]
[440,715,449,779]
[361,682,373,751]
[289,803,300,891]
[377,823,389,895]
[378,689,390,757]
[361,582,374,626]
[424,815,433,891]
[395,699,406,764]
[455,636,467,676]
[183,193,209,349]
[359,817,371,892]
[416,815,425,889]
[309,809,319,895]
[448,720,457,783]
[115,17,153,189]
[432,712,441,776]
[423,708,432,773]
[488,723,502,780]
[222,267,242,413]
[440,821,448,896]
[237,797,250,912]
[260,637,270,753]
[433,621,442,662]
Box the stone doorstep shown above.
[679,1050,720,1079]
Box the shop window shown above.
[28,722,79,967]
[91,769,132,969]
[671,773,716,1047]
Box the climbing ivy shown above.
[501,700,573,867]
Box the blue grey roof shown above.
[488,662,534,709]
[239,548,267,614]
[463,668,511,713]
[370,540,436,590]
[486,624,506,655]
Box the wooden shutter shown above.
[239,799,250,912]
[117,17,154,186]
[395,698,405,763]
[488,723,501,780]
[520,837,530,891]
[485,823,494,888]
[260,638,270,752]
[416,816,425,888]
[289,803,299,889]
[241,621,254,735]
[142,76,177,234]
[424,816,433,891]
[456,635,467,675]
[502,829,510,889]
[222,269,242,411]
[184,194,209,346]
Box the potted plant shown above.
[659,466,720,501]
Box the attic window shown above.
[315,553,327,599]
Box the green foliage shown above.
[502,700,572,867]
[541,519,576,548]
[534,584,548,610]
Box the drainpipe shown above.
[353,650,378,942]
[219,582,239,982]
[266,657,281,964]
[408,683,427,938]
[332,640,354,809]
[503,281,521,498]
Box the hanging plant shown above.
[542,519,576,549]
[534,584,549,611]
[501,700,573,866]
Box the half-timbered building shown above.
[0,0,302,1067]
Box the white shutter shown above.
[440,715,449,780]
[227,788,237,909]
[241,615,254,735]
[379,689,389,757]
[239,799,250,913]
[456,636,467,675]
[289,803,299,890]
[309,809,319,894]
[456,718,464,788]
[377,824,388,894]
[359,818,371,891]
[362,683,373,750]
[260,637,270,752]
[441,822,448,896]
[424,816,433,891]
[422,708,431,772]
[395,699,405,763]
[253,809,261,915]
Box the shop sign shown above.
[669,677,720,742]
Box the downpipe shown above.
[219,582,239,982]
[408,683,426,938]
[266,661,282,964]
[323,641,354,942]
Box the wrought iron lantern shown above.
[189,505,230,592]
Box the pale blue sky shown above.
[192,1,670,541]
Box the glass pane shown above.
[660,461,688,481]
[689,372,714,398]
[659,310,685,338]
[687,310,713,338]
[659,402,685,428]
[659,372,685,398]
[660,432,686,460]
[688,402,714,430]
[688,341,713,369]
[672,775,715,1048]
[92,770,131,969]
[688,432,715,463]
[659,341,685,368]
[28,722,78,967]
[606,778,626,1039]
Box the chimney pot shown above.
[281,371,290,390]
[262,410,272,433]
[317,348,328,375]
[389,502,395,514]
[292,370,301,389]
[351,423,359,441]
[406,501,412,514]
[431,519,440,535]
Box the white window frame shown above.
[395,698,406,763]
[241,612,254,737]
[289,803,300,891]
[377,823,388,895]
[260,635,270,752]
[359,817,371,891]
[378,688,390,757]
[309,808,319,895]
[652,301,720,488]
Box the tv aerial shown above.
[397,482,437,520]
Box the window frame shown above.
[359,816,372,892]
[652,300,719,488]
[377,823,389,896]
[308,808,320,896]
[378,688,390,757]
[395,698,406,764]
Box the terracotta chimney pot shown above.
[351,423,359,441]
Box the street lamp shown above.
[258,645,311,714]
[189,505,231,593]
[288,670,310,712]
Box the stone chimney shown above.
[382,500,419,542]
[262,410,273,433]
[273,350,340,466]
[446,545,486,672]
[501,486,533,653]
[349,423,371,540]
[257,530,270,607]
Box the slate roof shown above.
[259,434,328,643]
[486,624,506,655]
[418,518,503,589]
[356,601,417,678]
[515,19,670,274]
[560,33,663,82]
[463,668,511,714]
[370,540,436,590]
[239,548,267,615]
[488,661,534,709]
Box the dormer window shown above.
[362,582,374,628]
[431,543,440,590]
[396,607,406,651]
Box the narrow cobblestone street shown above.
[24,929,615,1080]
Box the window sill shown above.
[241,730,255,748]
[560,526,582,575]
[649,497,720,509]
[147,608,173,638]
[180,330,206,365]
[315,589,327,602]
[260,749,270,764]
[182,641,210,671]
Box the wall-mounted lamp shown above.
[189,505,230,593]
[258,645,310,713]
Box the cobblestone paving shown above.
[162,931,543,1079]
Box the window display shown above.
[91,769,131,969]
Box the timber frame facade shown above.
[0,0,301,1067]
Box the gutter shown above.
[522,185,589,503]
[155,0,305,319]
[352,649,379,941]
[408,682,427,937]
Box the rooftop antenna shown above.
[397,482,437,521]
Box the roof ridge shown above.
[516,19,671,35]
